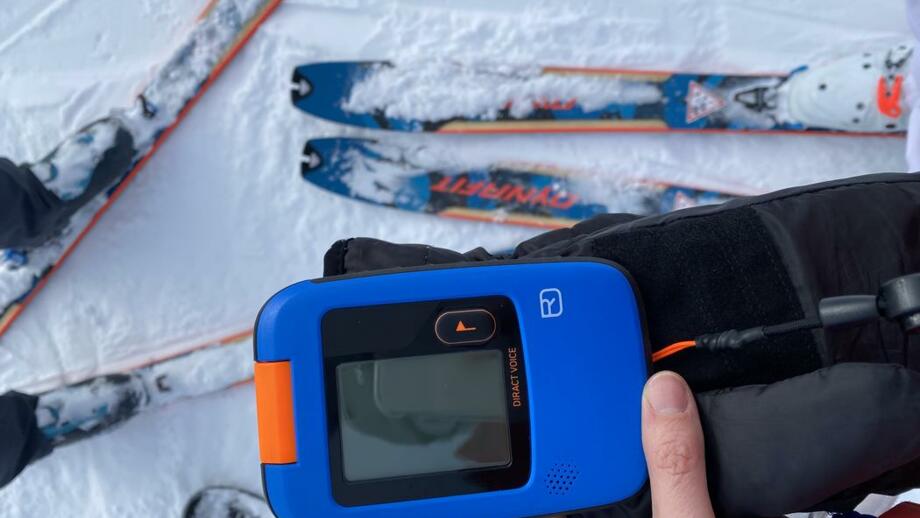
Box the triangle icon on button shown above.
[456,320,477,332]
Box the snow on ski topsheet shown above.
[343,60,662,121]
[31,121,120,201]
[334,139,425,204]
[121,0,268,151]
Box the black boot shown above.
[183,486,272,518]
[29,117,136,214]
[0,117,135,250]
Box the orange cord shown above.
[651,340,697,362]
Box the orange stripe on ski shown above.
[0,304,22,333]
[132,330,254,370]
[0,0,282,339]
[492,161,758,197]
[439,207,576,230]
[196,0,223,21]
[215,329,254,345]
[437,119,669,133]
[436,121,906,137]
[542,65,788,78]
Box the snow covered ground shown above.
[0,0,915,515]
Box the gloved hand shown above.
[322,172,920,517]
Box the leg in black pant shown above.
[0,121,135,251]
[0,391,52,488]
[0,158,65,251]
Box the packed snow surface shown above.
[0,0,916,516]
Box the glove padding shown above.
[323,173,920,516]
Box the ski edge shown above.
[19,329,253,395]
[433,121,907,137]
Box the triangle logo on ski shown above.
[685,81,727,123]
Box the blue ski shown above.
[291,53,910,136]
[301,137,739,229]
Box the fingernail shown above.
[645,372,690,415]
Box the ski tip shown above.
[301,137,378,180]
[300,141,324,178]
[290,69,313,104]
[290,61,394,105]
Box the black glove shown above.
[322,172,920,517]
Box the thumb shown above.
[642,371,715,518]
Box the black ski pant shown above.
[0,158,64,250]
[0,391,51,488]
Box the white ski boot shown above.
[779,43,913,132]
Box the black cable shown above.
[697,296,881,352]
[763,317,822,337]
[664,272,920,359]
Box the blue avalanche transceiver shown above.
[253,259,650,517]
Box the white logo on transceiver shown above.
[539,288,564,318]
